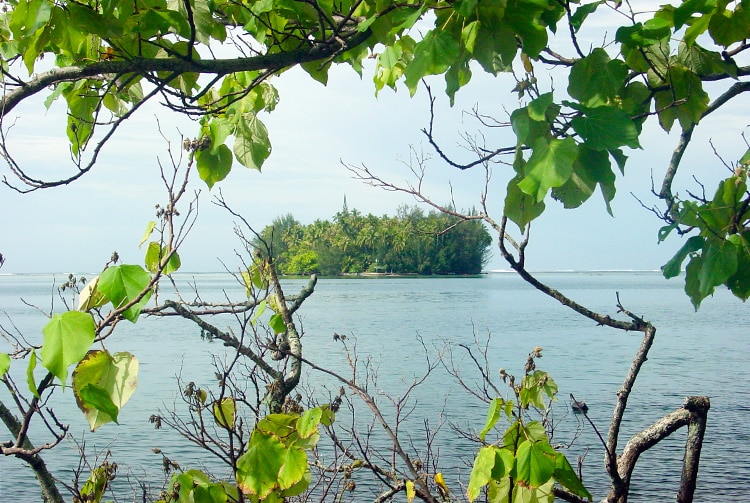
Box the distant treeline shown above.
[256,203,492,276]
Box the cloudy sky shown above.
[1,17,747,274]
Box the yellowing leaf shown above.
[213,397,236,429]
[139,221,156,247]
[72,350,139,431]
[406,480,416,502]
[78,276,109,311]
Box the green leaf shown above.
[41,311,96,384]
[661,235,705,278]
[570,2,603,32]
[196,144,233,189]
[72,350,138,431]
[514,439,556,488]
[301,59,331,85]
[98,264,152,322]
[570,105,641,150]
[269,313,286,334]
[251,299,267,325]
[236,430,308,498]
[27,350,39,398]
[257,413,300,441]
[208,117,235,155]
[727,236,750,301]
[553,453,592,499]
[552,146,615,212]
[213,398,236,430]
[708,4,750,47]
[653,66,709,132]
[510,108,549,147]
[527,93,554,122]
[0,353,10,377]
[79,461,118,503]
[473,19,516,74]
[504,0,548,58]
[297,407,323,438]
[568,48,628,107]
[698,238,738,295]
[518,137,579,202]
[505,172,546,230]
[685,253,705,309]
[676,42,738,78]
[404,30,460,93]
[479,398,503,441]
[234,114,271,171]
[468,446,499,501]
[144,242,181,275]
[616,21,671,48]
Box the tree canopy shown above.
[258,204,492,275]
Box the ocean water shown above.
[0,272,747,501]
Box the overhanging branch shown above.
[0,29,372,117]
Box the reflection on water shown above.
[1,272,747,501]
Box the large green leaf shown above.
[72,350,139,431]
[41,311,96,384]
[234,114,271,171]
[653,66,709,132]
[568,48,628,107]
[472,19,516,74]
[698,238,738,295]
[708,3,750,47]
[514,439,556,488]
[404,30,460,93]
[552,146,615,212]
[504,0,549,58]
[505,172,546,230]
[196,144,233,189]
[570,105,641,151]
[468,446,499,502]
[553,452,592,499]
[297,406,334,439]
[236,430,308,498]
[98,264,152,322]
[518,137,579,202]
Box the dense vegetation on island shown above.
[257,203,492,276]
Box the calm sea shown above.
[0,272,747,501]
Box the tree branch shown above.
[0,29,372,117]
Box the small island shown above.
[257,201,492,276]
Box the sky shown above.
[1,12,748,274]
